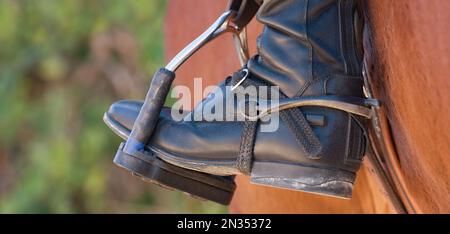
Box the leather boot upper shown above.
[106,0,367,176]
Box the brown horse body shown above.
[164,0,450,213]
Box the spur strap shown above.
[231,70,380,175]
[232,71,324,174]
[236,120,258,174]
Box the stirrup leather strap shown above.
[228,0,262,29]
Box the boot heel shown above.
[114,142,236,205]
[250,162,355,199]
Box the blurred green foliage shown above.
[0,0,227,214]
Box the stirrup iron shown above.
[114,3,260,205]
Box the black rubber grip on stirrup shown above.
[124,68,175,155]
[228,0,261,29]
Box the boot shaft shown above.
[249,0,363,98]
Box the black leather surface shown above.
[107,0,366,175]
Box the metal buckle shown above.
[231,68,249,91]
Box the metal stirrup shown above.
[165,8,255,72]
[124,6,258,155]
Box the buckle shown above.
[231,68,250,91]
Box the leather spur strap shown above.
[231,69,379,174]
[237,119,258,174]
[231,71,323,174]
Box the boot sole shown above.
[103,113,236,205]
[104,113,354,199]
[251,161,354,199]
[149,146,355,199]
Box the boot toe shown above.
[104,100,173,139]
[107,100,143,130]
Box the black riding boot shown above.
[105,0,372,198]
